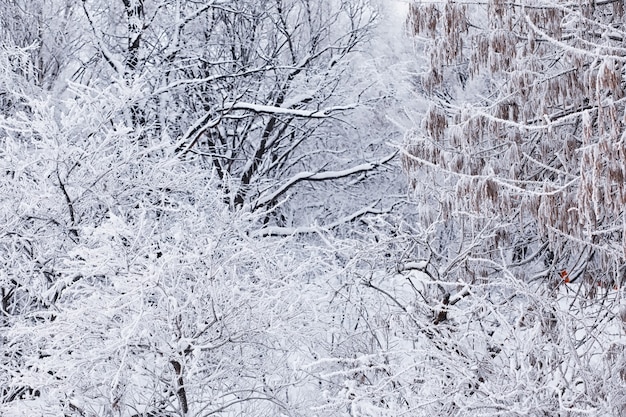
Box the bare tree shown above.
[77,0,396,230]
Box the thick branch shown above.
[170,360,188,415]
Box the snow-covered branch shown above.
[252,202,388,237]
[254,152,396,209]
[222,101,356,118]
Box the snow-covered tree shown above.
[0,42,349,416]
[76,0,397,230]
[404,0,626,289]
[381,1,626,415]
[0,2,404,415]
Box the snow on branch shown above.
[254,152,396,209]
[398,145,578,196]
[252,202,387,237]
[174,112,222,155]
[522,6,626,61]
[398,260,429,271]
[223,101,356,118]
[151,66,270,96]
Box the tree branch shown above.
[253,201,387,237]
[223,101,356,118]
[254,152,396,209]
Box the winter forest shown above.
[1,0,625,416]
